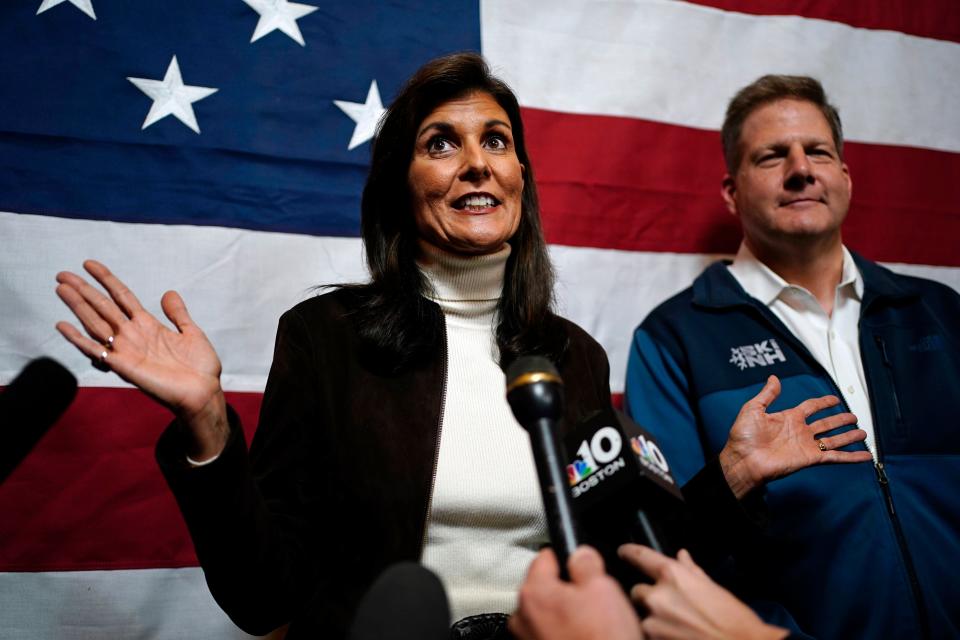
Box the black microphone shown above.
[348,562,450,640]
[0,357,78,484]
[564,406,689,589]
[506,355,580,579]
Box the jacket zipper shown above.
[873,460,930,638]
[860,314,929,638]
[874,335,905,433]
[751,301,930,637]
[419,321,448,557]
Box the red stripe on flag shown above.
[688,0,960,43]
[612,393,624,411]
[0,388,262,572]
[525,108,960,266]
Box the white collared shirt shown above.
[728,243,876,458]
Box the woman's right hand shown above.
[55,260,229,460]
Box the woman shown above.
[55,52,612,639]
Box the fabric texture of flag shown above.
[1,0,957,637]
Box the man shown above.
[625,75,960,639]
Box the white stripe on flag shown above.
[5,212,957,393]
[1,211,367,390]
[0,568,262,639]
[551,244,960,391]
[481,0,960,152]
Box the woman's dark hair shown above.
[343,51,564,371]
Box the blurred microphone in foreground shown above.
[0,357,77,484]
[348,562,450,640]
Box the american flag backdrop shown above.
[1,0,958,637]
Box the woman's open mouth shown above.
[452,193,501,212]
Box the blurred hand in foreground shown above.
[509,546,643,640]
[620,544,788,640]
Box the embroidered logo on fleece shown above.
[729,339,786,370]
[910,334,944,352]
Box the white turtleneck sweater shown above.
[417,242,548,623]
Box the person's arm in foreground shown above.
[509,547,642,640]
[619,544,789,640]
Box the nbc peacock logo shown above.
[567,457,595,485]
[630,434,672,482]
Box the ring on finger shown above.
[105,335,115,350]
[818,439,827,452]
[91,350,110,372]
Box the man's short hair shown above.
[721,75,844,173]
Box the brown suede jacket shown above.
[156,288,615,638]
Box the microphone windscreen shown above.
[505,356,564,426]
[0,357,78,483]
[505,355,558,385]
[348,562,450,640]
